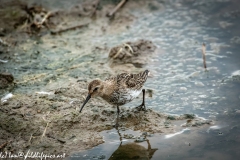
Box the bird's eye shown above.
[94,87,98,91]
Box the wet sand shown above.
[1,0,240,158]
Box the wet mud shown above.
[0,79,212,156]
[0,0,218,157]
[108,39,157,67]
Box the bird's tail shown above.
[141,69,150,80]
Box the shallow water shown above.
[69,118,240,159]
[1,0,240,159]
[68,0,240,159]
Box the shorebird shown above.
[80,70,150,127]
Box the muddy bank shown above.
[108,39,157,67]
[0,79,212,156]
[0,0,216,157]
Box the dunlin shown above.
[80,70,150,126]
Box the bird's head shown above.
[80,79,103,112]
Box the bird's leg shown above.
[114,106,120,128]
[136,89,146,111]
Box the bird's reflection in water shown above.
[109,129,158,160]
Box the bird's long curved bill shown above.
[80,94,91,112]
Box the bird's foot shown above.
[113,115,120,128]
[119,111,125,116]
[136,103,146,111]
[113,123,119,129]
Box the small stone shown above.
[47,95,55,101]
[51,105,58,110]
[102,109,114,115]
[179,87,187,91]
[189,71,200,78]
[167,115,176,120]
[195,81,204,87]
[12,102,23,109]
[184,114,195,119]
[91,107,99,112]
[218,132,223,135]
[0,72,14,89]
[210,102,217,105]
[135,136,145,142]
[148,134,153,137]
[98,155,106,159]
[142,132,147,136]
[236,110,240,114]
[120,127,126,131]
[124,134,134,139]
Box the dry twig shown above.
[0,141,8,150]
[34,12,52,28]
[51,23,89,35]
[41,122,49,141]
[28,134,33,143]
[0,38,10,46]
[107,0,127,17]
[46,134,66,144]
[202,43,207,69]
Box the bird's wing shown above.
[116,73,134,88]
[118,70,149,89]
[105,70,149,90]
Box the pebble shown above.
[189,71,200,78]
[235,110,240,114]
[135,136,145,142]
[1,93,13,104]
[218,132,223,136]
[98,155,106,159]
[184,114,195,119]
[179,87,187,91]
[195,81,205,87]
[123,133,134,139]
[199,95,207,98]
[12,102,23,109]
[142,132,147,136]
[91,107,99,112]
[210,102,217,105]
[167,115,176,120]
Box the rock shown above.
[194,81,204,87]
[232,70,240,82]
[167,115,176,120]
[179,87,187,91]
[184,114,195,119]
[135,136,146,142]
[236,110,240,114]
[108,39,157,66]
[184,118,212,127]
[0,72,14,89]
[102,109,115,116]
[98,155,106,159]
[218,132,223,136]
[142,132,147,136]
[12,102,23,109]
[91,107,99,112]
[1,93,13,104]
[120,127,126,131]
[123,133,135,139]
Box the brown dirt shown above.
[108,39,157,67]
[0,0,213,157]
[0,79,213,156]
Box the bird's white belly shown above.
[118,89,142,104]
